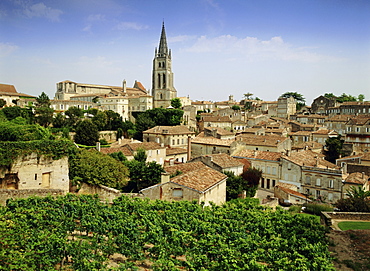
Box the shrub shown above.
[304,202,333,216]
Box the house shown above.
[203,127,235,140]
[166,147,188,163]
[344,117,370,153]
[342,172,370,198]
[236,134,292,153]
[281,150,342,202]
[277,96,296,119]
[232,149,282,190]
[191,135,243,157]
[291,141,323,153]
[140,161,227,205]
[232,119,248,132]
[199,116,232,132]
[143,125,195,148]
[0,84,35,107]
[274,182,311,205]
[325,114,353,136]
[327,101,370,116]
[188,153,244,175]
[191,100,215,112]
[311,129,338,145]
[101,142,166,165]
[289,131,312,145]
[0,153,69,192]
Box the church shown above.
[53,23,178,119]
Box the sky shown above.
[1,0,370,104]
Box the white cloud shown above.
[115,22,148,31]
[185,35,340,63]
[83,14,105,32]
[0,42,18,57]
[23,2,63,22]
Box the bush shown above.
[304,202,333,216]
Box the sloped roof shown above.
[204,127,234,136]
[200,153,244,168]
[100,146,133,156]
[164,161,205,175]
[345,172,369,185]
[143,125,195,135]
[312,129,337,135]
[170,166,227,192]
[282,150,338,169]
[292,141,323,150]
[0,84,17,93]
[276,184,310,201]
[202,116,232,123]
[166,147,187,156]
[232,149,282,161]
[126,142,164,151]
[236,134,288,147]
[191,136,235,146]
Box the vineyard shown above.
[0,194,335,270]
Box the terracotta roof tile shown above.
[282,150,338,169]
[232,149,282,161]
[202,153,244,168]
[236,134,288,147]
[170,166,227,192]
[276,185,310,200]
[166,147,187,155]
[191,136,235,146]
[144,125,195,135]
[345,172,369,185]
[0,84,17,93]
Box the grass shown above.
[338,221,370,231]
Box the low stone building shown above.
[189,153,244,175]
[0,153,69,192]
[140,161,227,205]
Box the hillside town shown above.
[0,23,369,210]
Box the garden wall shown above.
[321,211,370,227]
[0,189,65,206]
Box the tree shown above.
[134,148,147,163]
[225,171,245,201]
[52,112,67,128]
[69,149,129,190]
[92,111,108,131]
[324,93,336,98]
[170,98,182,109]
[241,167,262,197]
[0,99,6,108]
[244,93,253,100]
[35,92,54,127]
[336,186,370,212]
[74,119,99,146]
[65,106,84,128]
[231,105,240,110]
[358,94,365,102]
[108,151,127,162]
[337,93,357,103]
[281,92,306,103]
[324,135,344,163]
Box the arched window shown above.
[159,93,163,99]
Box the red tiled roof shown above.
[232,149,282,161]
[144,125,195,135]
[345,172,369,185]
[166,147,187,156]
[0,84,17,93]
[170,166,227,192]
[201,153,244,168]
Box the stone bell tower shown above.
[152,22,177,108]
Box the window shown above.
[316,178,321,186]
[172,139,175,145]
[328,193,333,201]
[272,167,276,175]
[267,166,271,174]
[173,188,183,198]
[306,176,311,185]
[356,127,360,132]
[177,139,180,145]
[316,190,321,198]
[328,179,334,189]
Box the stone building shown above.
[143,125,195,149]
[140,162,227,205]
[311,95,337,114]
[151,23,177,108]
[0,83,35,106]
[277,96,296,119]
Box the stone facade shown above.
[0,153,69,192]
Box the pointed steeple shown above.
[158,22,168,56]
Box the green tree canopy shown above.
[280,92,306,103]
[324,135,343,163]
[170,98,182,109]
[0,99,6,108]
[0,122,51,141]
[231,105,241,110]
[35,92,54,127]
[337,93,357,103]
[241,167,262,197]
[65,106,84,128]
[74,119,99,146]
[69,148,129,190]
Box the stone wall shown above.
[347,163,370,176]
[321,211,370,227]
[0,189,65,206]
[77,183,143,203]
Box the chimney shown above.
[96,142,101,152]
[122,79,127,95]
[170,159,174,166]
[161,172,170,184]
[186,136,192,161]
[362,172,365,179]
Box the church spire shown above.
[158,22,168,57]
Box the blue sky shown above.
[1,0,369,104]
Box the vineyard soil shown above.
[328,229,370,271]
